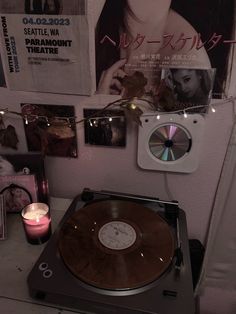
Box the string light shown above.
[0,96,235,126]
[24,116,29,125]
[130,103,137,110]
[211,105,216,113]
[67,118,72,127]
[108,117,113,122]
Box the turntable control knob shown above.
[38,262,53,278]
[43,269,53,278]
[39,262,48,271]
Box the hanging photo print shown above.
[21,103,78,158]
[160,68,215,112]
[95,1,235,100]
[84,109,126,147]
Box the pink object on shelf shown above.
[21,203,51,245]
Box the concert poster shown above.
[0,0,95,95]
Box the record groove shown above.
[58,200,175,290]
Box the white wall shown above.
[0,0,235,245]
[0,87,234,244]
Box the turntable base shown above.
[27,190,195,314]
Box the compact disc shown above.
[149,123,191,162]
[58,200,175,290]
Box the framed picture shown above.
[0,154,49,212]
[84,109,126,147]
[0,175,38,213]
[0,195,7,240]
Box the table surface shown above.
[0,197,84,314]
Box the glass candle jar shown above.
[21,203,51,245]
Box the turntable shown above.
[27,189,195,314]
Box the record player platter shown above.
[27,189,195,314]
[58,200,175,290]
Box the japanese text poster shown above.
[94,0,235,110]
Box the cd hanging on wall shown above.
[137,114,205,173]
[148,124,192,162]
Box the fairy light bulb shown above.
[108,117,113,122]
[0,110,5,115]
[184,110,188,118]
[67,118,72,127]
[211,106,216,113]
[130,103,136,110]
[156,114,161,120]
[25,116,29,125]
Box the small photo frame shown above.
[0,195,7,240]
[161,68,215,113]
[0,175,37,213]
[84,109,126,147]
[0,154,48,211]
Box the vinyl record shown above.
[149,124,192,162]
[58,200,175,290]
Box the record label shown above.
[98,221,137,250]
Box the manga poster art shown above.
[0,0,95,95]
[95,0,235,110]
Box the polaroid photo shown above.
[84,109,126,147]
[21,103,77,158]
[161,68,216,113]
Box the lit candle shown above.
[21,203,51,245]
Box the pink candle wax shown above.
[22,203,51,240]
